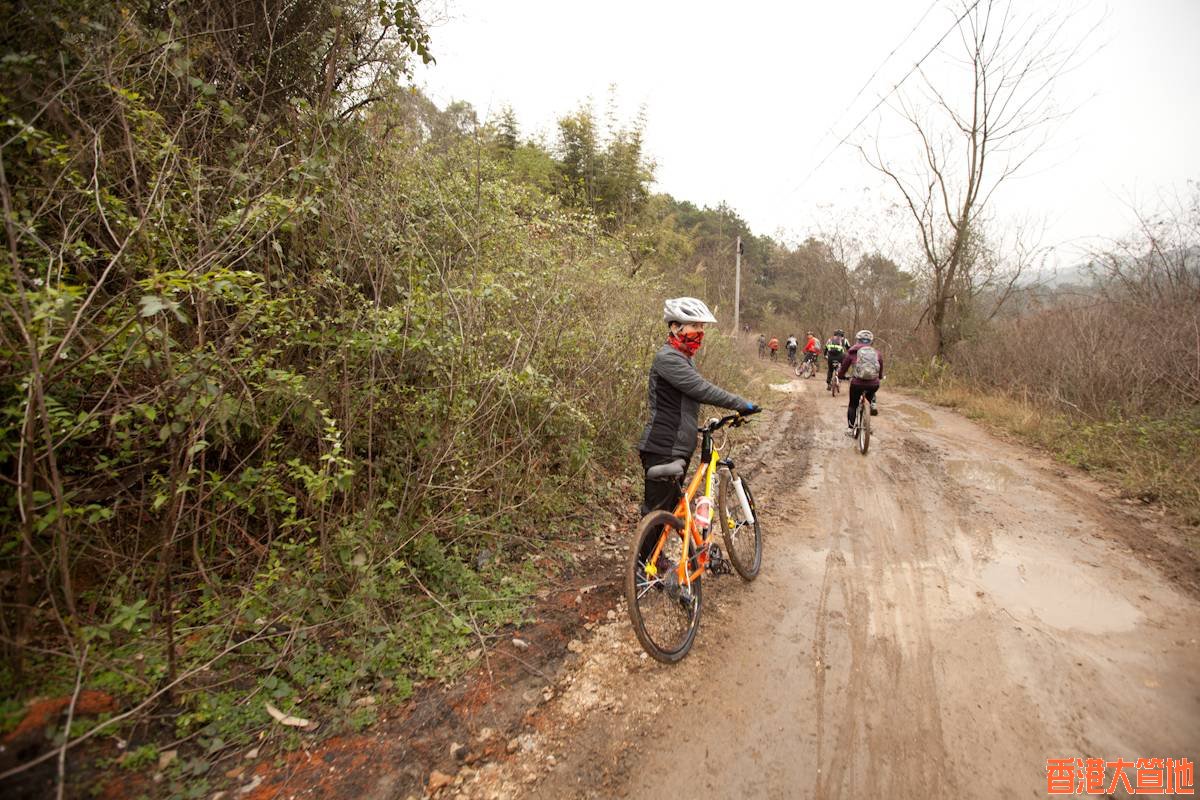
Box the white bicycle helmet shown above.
[663,297,718,325]
[855,330,874,343]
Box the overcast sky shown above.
[415,1,1200,269]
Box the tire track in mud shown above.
[808,402,955,798]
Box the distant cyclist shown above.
[838,330,884,432]
[824,329,850,389]
[785,334,798,365]
[768,336,780,361]
[802,331,821,368]
[638,297,758,514]
[757,333,767,359]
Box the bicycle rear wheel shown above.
[718,471,762,580]
[832,376,840,397]
[857,398,871,455]
[626,511,702,663]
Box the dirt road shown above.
[454,368,1200,799]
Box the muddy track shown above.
[443,365,1200,799]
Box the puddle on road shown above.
[892,403,934,429]
[946,459,1020,490]
[770,381,803,394]
[979,552,1141,634]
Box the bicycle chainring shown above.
[708,544,734,576]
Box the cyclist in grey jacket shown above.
[638,297,757,515]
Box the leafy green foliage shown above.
[0,0,700,782]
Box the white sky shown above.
[415,1,1200,269]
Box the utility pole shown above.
[733,236,742,336]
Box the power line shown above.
[789,0,985,197]
[809,0,942,160]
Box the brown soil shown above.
[3,691,117,749]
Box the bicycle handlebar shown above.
[699,407,761,433]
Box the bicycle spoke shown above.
[635,560,666,599]
[628,521,698,659]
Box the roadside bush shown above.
[0,0,701,779]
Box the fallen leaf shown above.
[265,702,311,728]
[238,775,263,794]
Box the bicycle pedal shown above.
[708,545,734,576]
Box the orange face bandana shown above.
[669,330,704,357]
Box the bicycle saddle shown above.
[645,459,686,479]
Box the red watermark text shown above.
[1047,757,1194,795]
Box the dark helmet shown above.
[834,329,845,337]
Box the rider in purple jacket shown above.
[837,330,883,430]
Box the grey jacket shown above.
[637,344,752,458]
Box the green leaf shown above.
[139,295,167,317]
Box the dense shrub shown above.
[0,2,746,775]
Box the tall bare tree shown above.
[862,0,1093,358]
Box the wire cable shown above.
[809,0,942,160]
[789,0,985,196]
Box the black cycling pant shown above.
[639,452,691,517]
[847,384,878,427]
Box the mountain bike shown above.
[787,348,797,367]
[795,354,818,379]
[829,368,840,397]
[627,410,763,663]
[852,391,871,455]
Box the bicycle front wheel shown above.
[626,511,702,663]
[719,471,762,580]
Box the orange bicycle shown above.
[626,410,762,663]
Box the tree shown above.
[554,102,654,232]
[557,108,600,209]
[862,0,1092,358]
[496,106,520,154]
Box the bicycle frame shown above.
[644,419,741,589]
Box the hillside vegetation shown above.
[1,0,1197,793]
[0,0,753,784]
